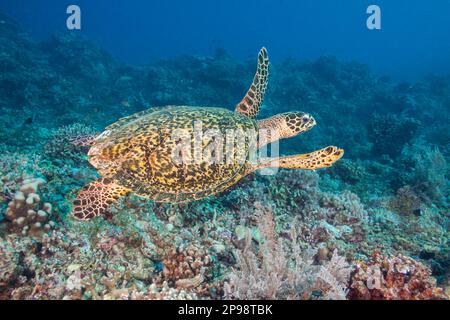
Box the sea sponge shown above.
[5,178,55,236]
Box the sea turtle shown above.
[72,48,344,220]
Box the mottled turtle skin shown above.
[88,106,256,203]
[72,47,344,220]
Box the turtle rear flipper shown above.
[72,178,130,220]
[235,47,269,118]
[256,146,344,171]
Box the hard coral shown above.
[388,186,422,216]
[132,282,198,300]
[44,123,97,161]
[368,113,420,158]
[408,145,447,205]
[329,159,367,185]
[349,252,448,300]
[0,240,19,289]
[159,243,211,288]
[5,178,55,236]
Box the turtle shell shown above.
[89,106,257,203]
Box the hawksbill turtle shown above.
[72,48,344,220]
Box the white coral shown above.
[224,205,352,300]
[317,250,353,300]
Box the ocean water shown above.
[0,1,449,300]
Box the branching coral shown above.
[319,191,368,224]
[150,239,225,298]
[348,252,448,300]
[44,123,97,161]
[159,244,211,288]
[224,210,314,299]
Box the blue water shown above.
[2,0,450,80]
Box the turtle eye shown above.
[301,114,314,125]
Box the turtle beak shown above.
[301,113,316,131]
[88,145,110,171]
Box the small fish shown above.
[23,117,33,125]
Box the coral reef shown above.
[368,113,420,159]
[388,186,423,216]
[0,13,448,300]
[403,145,448,205]
[44,123,97,162]
[224,205,353,300]
[349,252,448,300]
[151,240,220,298]
[0,240,19,292]
[5,178,56,237]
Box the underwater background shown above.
[0,1,449,300]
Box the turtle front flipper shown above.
[256,146,344,171]
[235,47,269,118]
[72,178,130,220]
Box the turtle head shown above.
[279,112,316,138]
[87,144,112,172]
[296,112,316,132]
[84,130,116,173]
[258,112,317,147]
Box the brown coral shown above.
[150,242,224,298]
[160,243,211,284]
[348,252,448,300]
[5,178,56,237]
